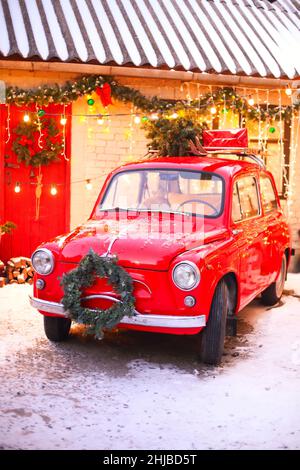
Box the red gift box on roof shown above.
[203,128,248,150]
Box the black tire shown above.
[261,255,287,306]
[199,280,229,365]
[44,316,71,342]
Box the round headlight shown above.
[31,249,54,275]
[172,262,200,291]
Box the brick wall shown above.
[70,76,194,227]
[71,97,148,227]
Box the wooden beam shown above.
[0,60,299,89]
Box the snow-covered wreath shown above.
[61,249,135,339]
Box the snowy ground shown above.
[0,275,300,450]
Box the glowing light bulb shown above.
[248,97,255,106]
[97,115,104,125]
[285,87,292,96]
[134,115,141,124]
[170,112,178,119]
[50,185,57,196]
[23,113,30,122]
[14,182,21,193]
[85,179,93,190]
[150,113,159,121]
[210,106,217,115]
[60,116,67,126]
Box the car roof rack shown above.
[204,148,266,169]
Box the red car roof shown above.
[114,155,261,178]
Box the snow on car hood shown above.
[53,212,227,270]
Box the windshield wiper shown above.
[98,206,125,212]
[135,208,190,216]
[98,207,192,216]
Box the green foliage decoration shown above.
[5,76,300,122]
[12,117,63,167]
[0,221,17,234]
[143,115,208,156]
[61,249,135,339]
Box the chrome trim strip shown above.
[29,295,67,316]
[120,313,206,328]
[81,295,140,315]
[82,294,121,303]
[245,154,266,169]
[102,235,119,257]
[132,279,152,294]
[29,295,206,328]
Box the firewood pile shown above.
[0,257,34,287]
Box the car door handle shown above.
[232,229,243,236]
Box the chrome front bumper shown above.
[29,295,206,329]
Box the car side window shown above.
[232,182,242,222]
[232,176,260,222]
[260,176,278,213]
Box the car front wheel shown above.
[44,316,71,342]
[261,255,287,306]
[199,279,229,365]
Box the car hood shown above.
[51,213,228,270]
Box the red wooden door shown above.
[0,104,71,262]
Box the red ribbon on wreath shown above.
[95,83,112,107]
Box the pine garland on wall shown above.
[5,75,300,122]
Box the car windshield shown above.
[98,169,224,218]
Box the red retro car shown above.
[30,130,291,364]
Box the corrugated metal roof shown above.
[0,0,299,79]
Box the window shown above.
[232,176,260,222]
[100,171,142,210]
[98,169,224,218]
[260,176,278,213]
[232,182,242,222]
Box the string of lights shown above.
[4,78,300,206]
[5,103,11,144]
[287,107,300,217]
[10,83,299,126]
[11,175,105,195]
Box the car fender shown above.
[171,236,240,318]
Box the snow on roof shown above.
[0,0,299,79]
